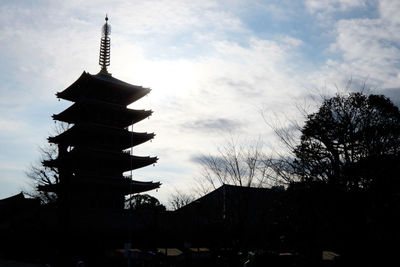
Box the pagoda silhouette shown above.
[39,16,160,212]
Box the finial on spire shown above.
[99,14,111,75]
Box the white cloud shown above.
[379,0,400,25]
[305,0,367,14]
[110,32,307,203]
[304,0,400,94]
[0,119,26,133]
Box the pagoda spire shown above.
[99,15,111,75]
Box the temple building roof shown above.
[56,72,151,106]
[48,123,155,150]
[43,148,158,172]
[38,178,161,195]
[52,99,152,128]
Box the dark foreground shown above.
[1,248,342,267]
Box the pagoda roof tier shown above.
[52,99,152,128]
[38,178,161,195]
[56,72,151,106]
[48,123,155,150]
[43,148,158,172]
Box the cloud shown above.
[305,0,367,14]
[0,119,25,133]
[306,0,400,93]
[190,154,223,165]
[214,78,263,98]
[182,118,242,133]
[111,0,246,36]
[379,0,400,25]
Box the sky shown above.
[1,0,400,206]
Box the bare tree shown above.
[260,88,338,185]
[194,137,278,195]
[25,122,70,204]
[168,189,196,210]
[260,116,303,185]
[194,92,326,193]
[25,145,59,204]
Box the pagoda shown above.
[40,16,160,211]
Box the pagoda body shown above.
[40,17,160,211]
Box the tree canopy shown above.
[293,92,400,190]
[127,194,166,211]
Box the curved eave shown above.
[52,102,152,127]
[56,72,151,105]
[43,151,158,172]
[48,124,155,149]
[38,179,161,194]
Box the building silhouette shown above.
[31,16,161,264]
[39,15,160,211]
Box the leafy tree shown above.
[126,194,166,211]
[293,92,400,190]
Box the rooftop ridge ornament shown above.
[98,15,111,76]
